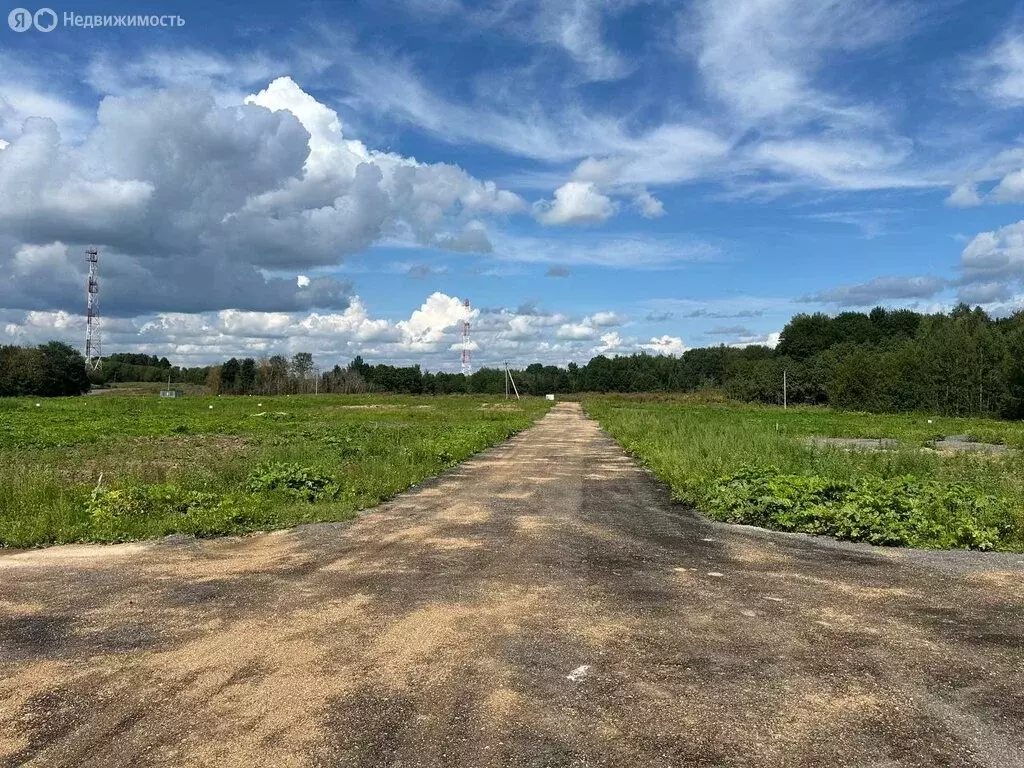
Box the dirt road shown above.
[2,403,1023,767]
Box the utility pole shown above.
[461,298,472,376]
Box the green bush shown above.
[245,462,339,502]
[703,466,1010,550]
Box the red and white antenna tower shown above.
[461,298,472,375]
[84,247,102,371]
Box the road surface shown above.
[2,403,1023,767]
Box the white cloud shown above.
[746,138,922,192]
[0,77,523,317]
[397,292,474,350]
[732,331,781,349]
[965,31,1024,107]
[534,181,615,225]
[990,170,1024,203]
[946,182,982,208]
[296,274,311,288]
[690,0,916,125]
[333,46,734,190]
[1,292,654,370]
[633,189,665,218]
[586,311,626,327]
[537,0,633,82]
[593,331,627,355]
[554,307,624,339]
[492,232,718,268]
[959,221,1024,284]
[556,322,597,340]
[642,335,686,356]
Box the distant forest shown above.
[206,305,1024,420]
[3,306,1023,419]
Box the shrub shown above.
[702,466,1010,550]
[245,462,338,502]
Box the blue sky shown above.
[3,0,1024,368]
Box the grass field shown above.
[0,394,552,548]
[584,394,1024,552]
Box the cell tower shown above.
[461,298,472,375]
[84,248,102,371]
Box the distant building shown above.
[159,390,183,398]
[545,394,556,401]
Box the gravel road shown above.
[2,402,1023,767]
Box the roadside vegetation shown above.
[0,394,551,548]
[584,395,1024,551]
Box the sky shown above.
[2,0,1024,370]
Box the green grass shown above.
[0,393,552,548]
[583,394,1024,551]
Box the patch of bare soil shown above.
[805,435,1016,456]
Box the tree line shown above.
[743,305,1024,419]
[209,305,1024,419]
[87,353,212,386]
[5,305,1023,419]
[0,342,92,397]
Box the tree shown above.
[220,358,241,394]
[0,345,44,396]
[291,352,314,391]
[35,342,91,396]
[239,358,257,394]
[776,313,835,360]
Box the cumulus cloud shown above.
[806,276,946,306]
[732,331,781,349]
[0,77,523,318]
[586,311,626,327]
[556,322,598,340]
[555,309,625,339]
[533,181,616,225]
[958,221,1024,284]
[2,289,655,370]
[642,335,686,356]
[593,331,627,355]
[397,292,474,350]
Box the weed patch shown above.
[704,466,1010,550]
[245,463,339,502]
[584,396,1024,552]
